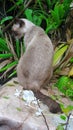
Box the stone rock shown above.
[0,78,73,130]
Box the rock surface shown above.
[0,78,73,130]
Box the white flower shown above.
[14,89,22,97]
[22,90,36,104]
[35,108,43,116]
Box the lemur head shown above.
[12,18,34,39]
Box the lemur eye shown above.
[15,18,25,27]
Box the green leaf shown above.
[16,107,22,111]
[3,96,10,99]
[63,0,72,16]
[55,76,69,94]
[0,16,13,24]
[8,70,17,78]
[7,5,17,13]
[66,89,73,98]
[18,0,23,3]
[0,61,18,72]
[56,125,64,130]
[70,57,73,63]
[46,22,58,33]
[33,15,42,26]
[55,76,73,98]
[68,67,73,77]
[6,83,15,87]
[60,115,67,120]
[25,9,33,21]
[0,38,10,52]
[53,44,68,66]
[46,0,51,8]
[0,53,13,58]
[59,4,65,19]
[61,104,73,115]
[51,6,60,24]
[25,9,42,26]
[51,3,65,26]
[15,40,20,58]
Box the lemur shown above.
[12,18,62,113]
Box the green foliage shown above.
[0,36,25,80]
[51,4,65,25]
[46,0,60,9]
[3,96,10,99]
[0,61,18,73]
[70,57,73,63]
[45,0,72,33]
[24,9,42,26]
[16,107,22,111]
[63,0,73,16]
[0,16,13,25]
[60,104,73,115]
[24,0,72,32]
[60,115,67,121]
[53,44,68,66]
[0,38,10,52]
[66,89,73,98]
[55,76,73,99]
[7,0,24,13]
[0,0,72,85]
[0,0,72,33]
[56,125,64,130]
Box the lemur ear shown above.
[14,18,25,27]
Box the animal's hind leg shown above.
[17,63,27,89]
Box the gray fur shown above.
[12,19,54,91]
